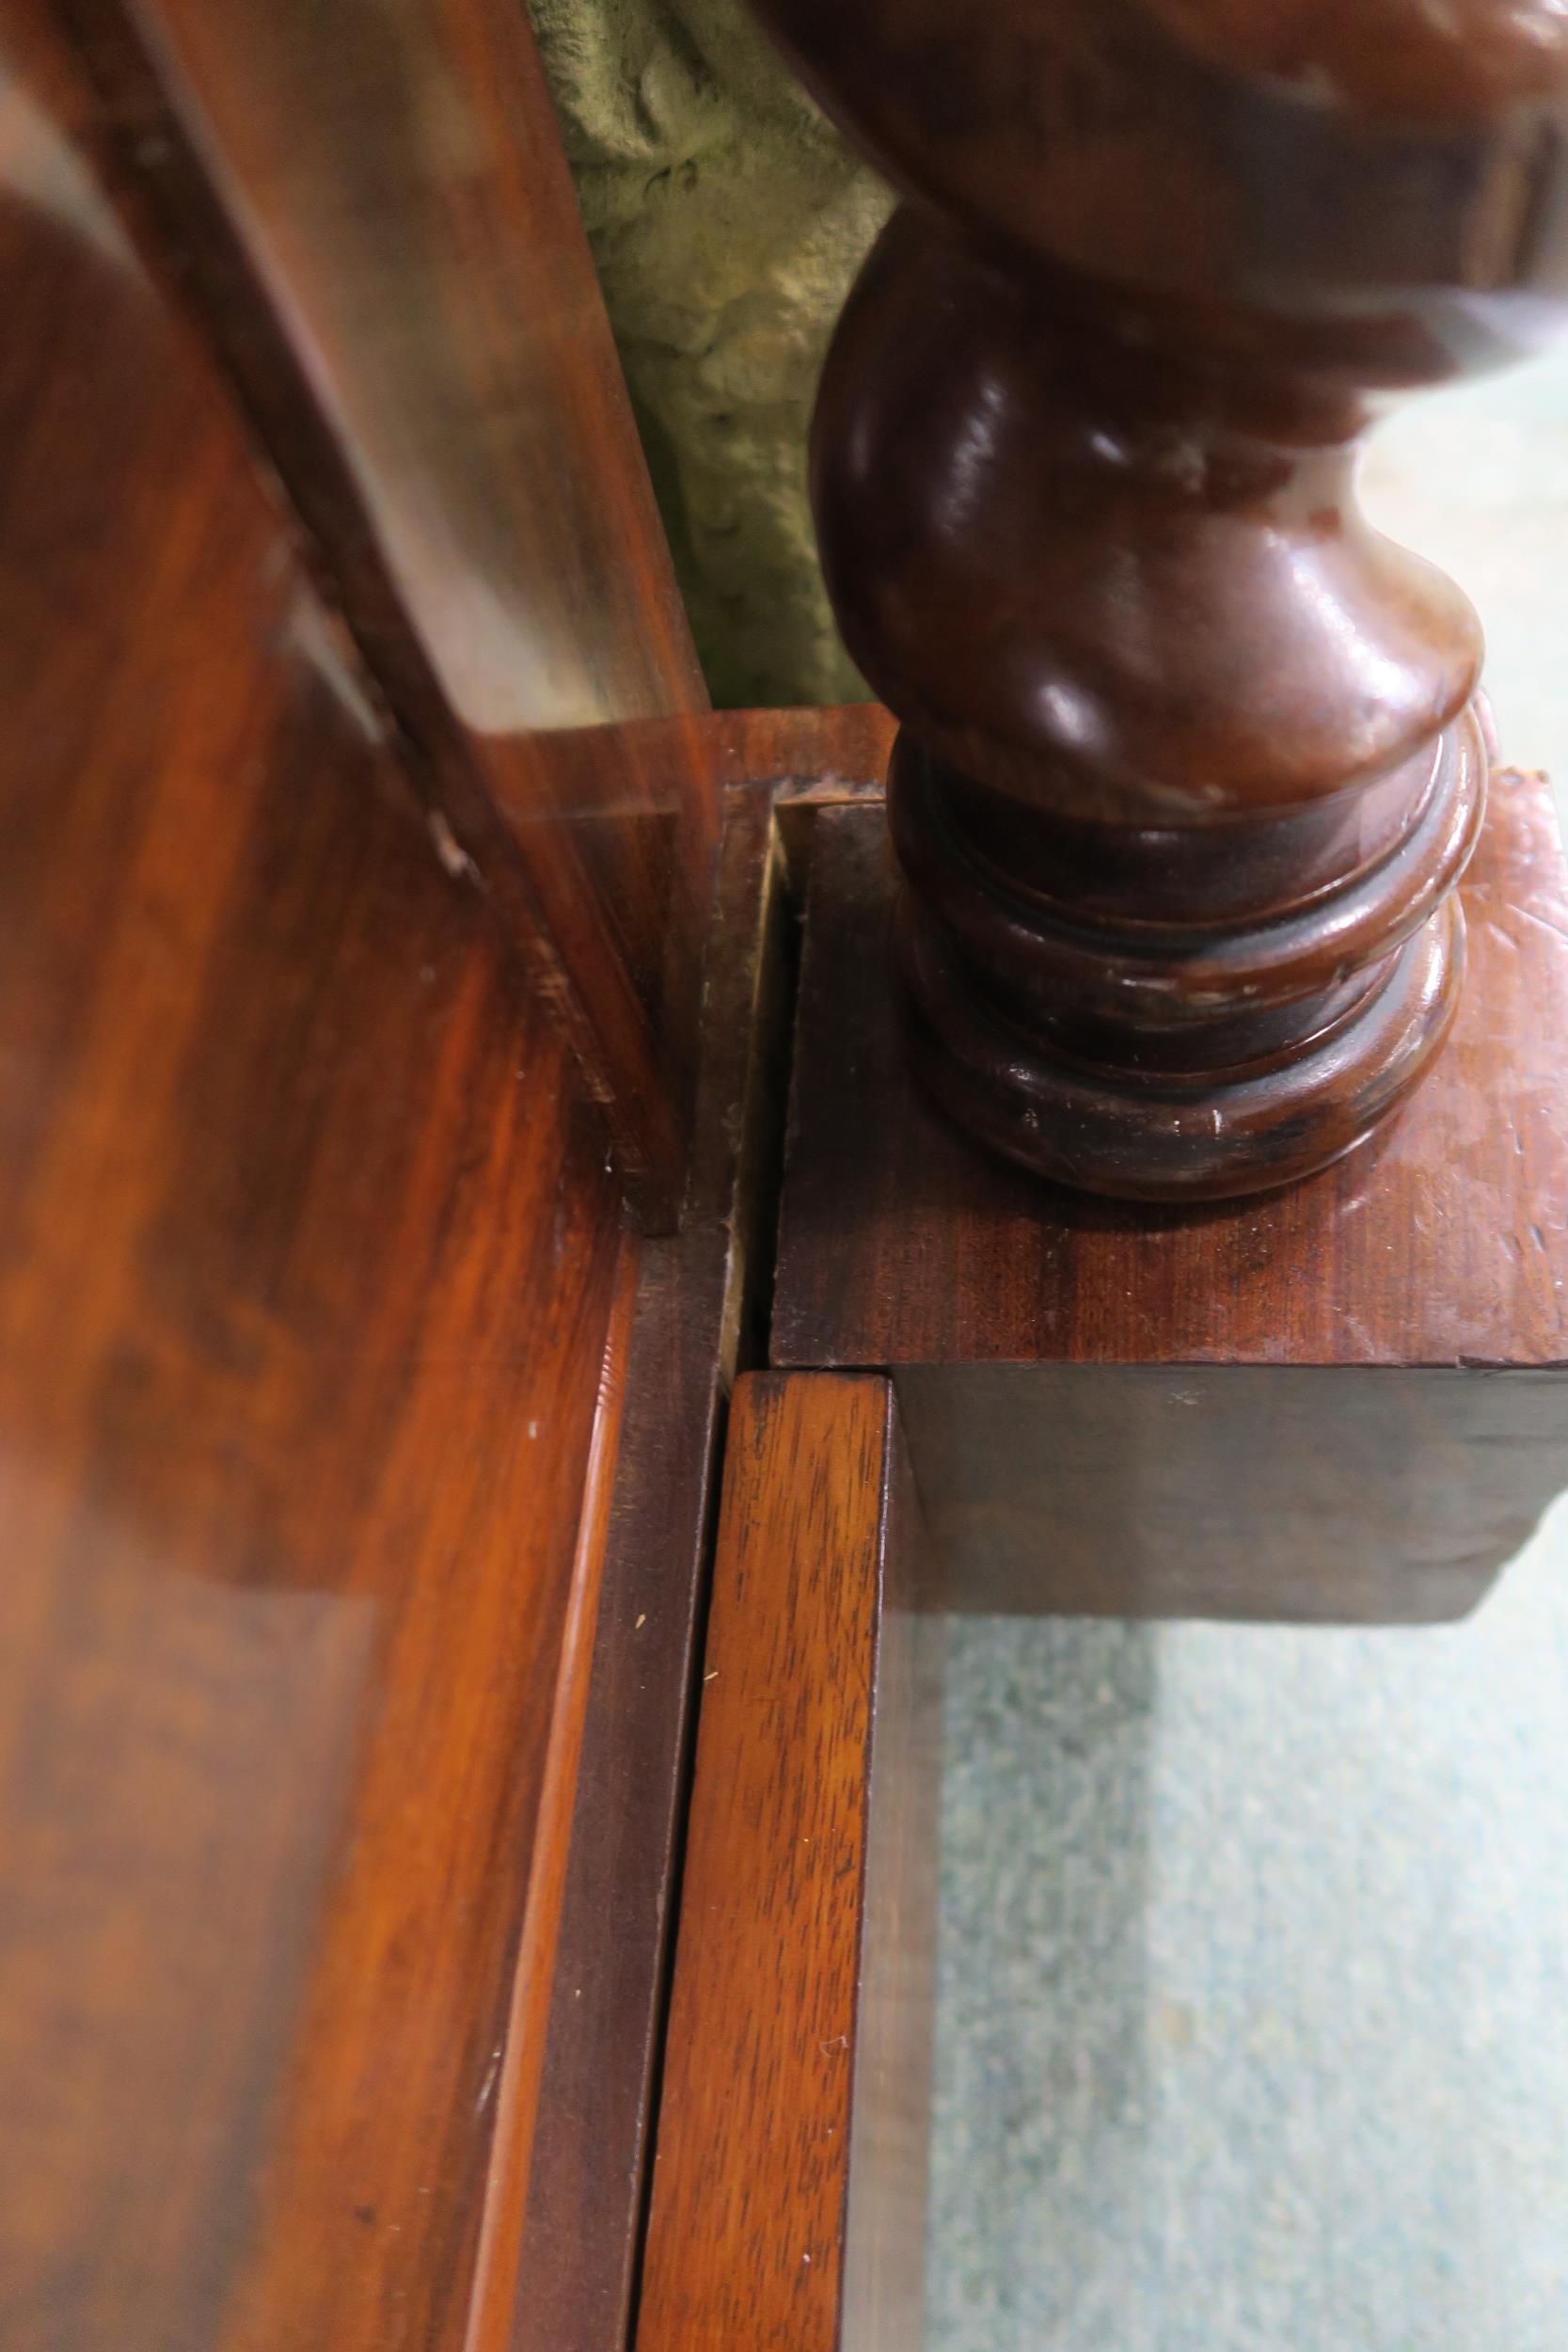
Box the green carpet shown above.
[928,1519,1568,2350]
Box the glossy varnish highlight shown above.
[0,9,630,2344]
[59,0,720,1219]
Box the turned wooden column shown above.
[752,0,1568,1199]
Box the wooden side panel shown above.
[895,1363,1568,1623]
[510,785,787,2352]
[59,0,720,1216]
[0,11,626,2347]
[638,1374,943,2352]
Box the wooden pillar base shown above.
[891,712,1484,1200]
[773,770,1568,1623]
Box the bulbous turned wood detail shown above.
[751,0,1568,1199]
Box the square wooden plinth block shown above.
[772,773,1568,1621]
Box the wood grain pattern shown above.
[893,1363,1568,1622]
[0,11,629,2344]
[511,783,787,2352]
[777,787,1568,1373]
[774,787,1568,1619]
[58,0,720,1219]
[637,1373,943,2352]
[707,703,898,798]
[461,1234,641,2352]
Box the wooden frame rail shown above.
[639,1373,945,2352]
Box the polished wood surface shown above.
[752,0,1568,1199]
[514,783,786,2352]
[774,787,1568,1617]
[638,1374,943,2352]
[460,1237,641,2352]
[707,702,899,798]
[778,789,1568,1370]
[61,0,720,1220]
[751,0,1568,298]
[0,9,633,2343]
[893,1362,1568,1622]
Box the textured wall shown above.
[529,0,889,706]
